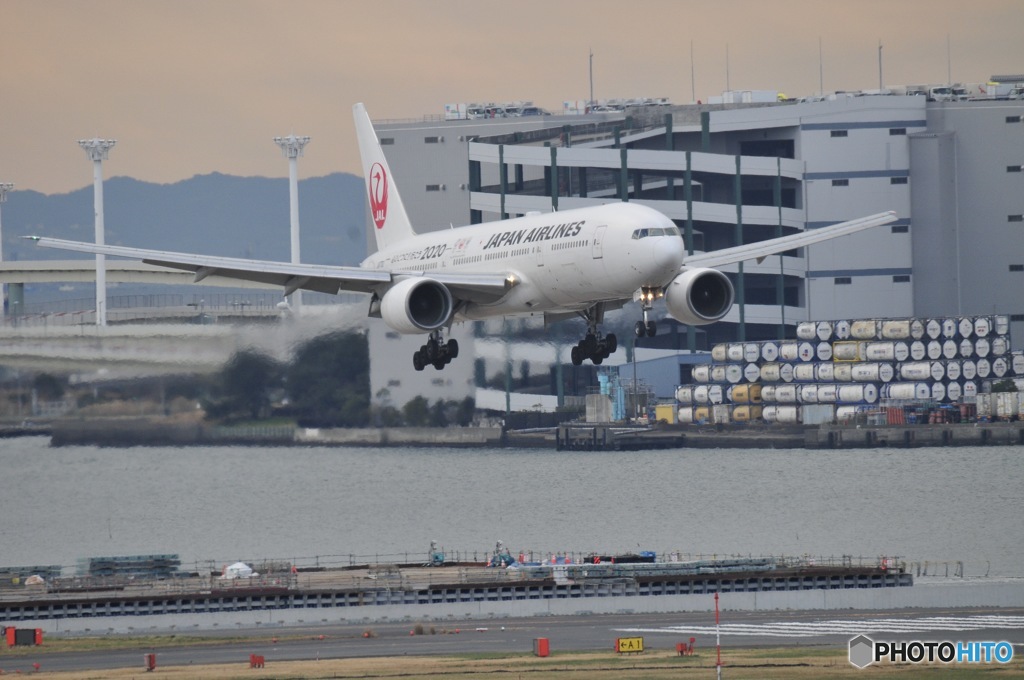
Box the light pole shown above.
[78,138,116,326]
[274,134,310,312]
[0,182,13,319]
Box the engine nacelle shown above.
[664,268,735,326]
[380,277,454,334]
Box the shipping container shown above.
[760,341,780,362]
[727,383,763,404]
[731,404,763,422]
[743,343,761,363]
[962,360,977,380]
[655,404,677,424]
[946,360,962,381]
[743,363,761,382]
[762,405,800,423]
[711,343,728,362]
[692,364,711,383]
[793,363,817,382]
[694,384,724,404]
[801,404,836,425]
[925,319,942,339]
[798,384,819,403]
[851,319,878,339]
[880,319,912,339]
[816,363,835,381]
[833,364,853,381]
[816,384,839,402]
[779,340,800,362]
[852,362,895,382]
[833,341,863,361]
[834,320,851,339]
[941,318,958,338]
[958,317,974,338]
[837,384,879,404]
[881,382,931,400]
[796,321,817,340]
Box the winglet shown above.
[353,103,416,253]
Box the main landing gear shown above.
[413,330,459,371]
[571,305,617,366]
[634,287,658,338]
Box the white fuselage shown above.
[362,202,685,321]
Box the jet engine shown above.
[380,277,454,334]
[663,268,735,325]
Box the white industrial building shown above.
[367,92,1024,404]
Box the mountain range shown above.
[2,172,368,267]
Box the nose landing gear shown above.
[635,287,658,338]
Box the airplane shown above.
[28,103,897,371]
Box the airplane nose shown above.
[653,236,684,272]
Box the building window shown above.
[1007,115,1022,123]
[830,130,848,138]
[1011,314,1024,322]
[1009,165,1022,173]
[832,179,849,187]
[379,137,395,145]
[891,224,909,233]
[425,184,445,192]
[893,275,911,283]
[1010,215,1024,222]
[891,177,908,185]
[834,277,852,284]
[1010,264,1024,272]
[424,136,440,144]
[889,128,907,135]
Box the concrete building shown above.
[368,95,1024,401]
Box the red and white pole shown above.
[715,591,722,679]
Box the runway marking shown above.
[618,615,1024,639]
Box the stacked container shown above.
[677,314,1016,425]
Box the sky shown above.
[3,0,1023,195]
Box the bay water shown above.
[0,437,1020,578]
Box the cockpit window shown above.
[632,226,681,239]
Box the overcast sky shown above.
[3,0,1023,194]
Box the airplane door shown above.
[592,225,607,259]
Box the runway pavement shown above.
[4,606,1022,675]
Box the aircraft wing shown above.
[25,237,513,303]
[680,211,897,269]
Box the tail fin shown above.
[353,103,416,252]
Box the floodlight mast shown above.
[0,182,14,319]
[274,134,310,311]
[78,138,116,326]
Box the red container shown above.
[533,637,550,657]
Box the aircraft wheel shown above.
[646,320,657,337]
[425,339,438,361]
[447,339,459,359]
[413,350,425,371]
[433,359,447,370]
[635,321,646,338]
[606,333,618,354]
[592,354,604,365]
[582,333,598,355]
[571,345,583,366]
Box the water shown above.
[0,437,1020,577]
